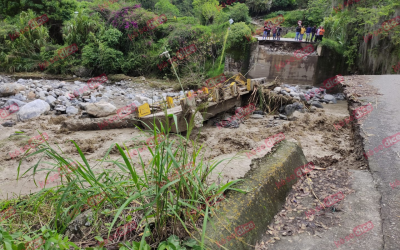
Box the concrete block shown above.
[198,140,308,249]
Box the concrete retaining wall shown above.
[199,140,308,249]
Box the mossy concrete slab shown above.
[200,140,307,250]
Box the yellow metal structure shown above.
[247,79,251,91]
[138,103,151,117]
[166,96,174,108]
[230,82,237,96]
[235,74,246,86]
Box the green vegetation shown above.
[0,115,243,249]
[0,0,256,82]
[283,31,296,38]
[320,0,400,71]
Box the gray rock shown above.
[324,94,335,101]
[253,111,265,115]
[311,101,324,109]
[1,120,16,127]
[334,93,345,100]
[57,82,66,89]
[66,106,79,115]
[0,83,25,97]
[45,96,57,106]
[58,96,71,106]
[273,87,282,92]
[250,114,264,119]
[55,105,67,112]
[58,96,68,102]
[285,104,296,117]
[85,102,117,117]
[5,99,27,108]
[54,90,63,96]
[17,99,50,121]
[78,103,88,110]
[43,85,52,91]
[292,102,304,110]
[13,94,26,101]
[65,209,93,239]
[279,114,288,120]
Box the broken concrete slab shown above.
[199,140,308,249]
[140,96,243,133]
[61,117,140,131]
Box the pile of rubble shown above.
[269,84,345,120]
[273,84,345,105]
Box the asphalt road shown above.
[360,75,400,250]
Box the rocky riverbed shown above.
[0,74,361,203]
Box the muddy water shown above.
[322,100,349,117]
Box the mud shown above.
[0,95,360,200]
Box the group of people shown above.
[262,25,283,40]
[295,25,325,42]
[261,20,326,43]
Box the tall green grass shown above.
[1,112,242,249]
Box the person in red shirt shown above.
[319,27,325,41]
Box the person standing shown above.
[277,25,282,40]
[263,25,268,40]
[295,25,301,41]
[311,26,316,42]
[266,25,271,40]
[300,26,306,41]
[272,26,277,40]
[319,27,325,41]
[315,26,321,42]
[306,25,312,42]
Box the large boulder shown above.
[17,99,50,121]
[85,102,117,117]
[0,83,25,97]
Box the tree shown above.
[0,0,77,22]
[227,22,252,50]
[228,3,250,23]
[245,0,272,14]
[155,0,180,17]
[271,0,296,9]
[192,0,220,25]
[171,0,194,16]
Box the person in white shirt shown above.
[314,27,321,42]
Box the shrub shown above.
[283,31,296,38]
